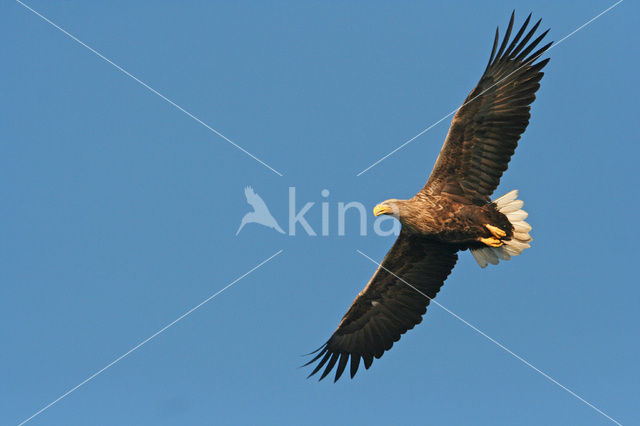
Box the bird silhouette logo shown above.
[236,186,285,235]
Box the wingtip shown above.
[524,12,532,26]
[303,343,327,357]
[304,345,333,380]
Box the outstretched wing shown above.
[422,13,551,203]
[305,232,458,381]
[244,186,269,212]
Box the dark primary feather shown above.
[423,12,551,203]
[305,232,458,381]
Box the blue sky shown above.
[2,1,638,425]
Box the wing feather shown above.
[305,232,458,380]
[423,14,551,202]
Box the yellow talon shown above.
[485,224,506,238]
[480,236,504,247]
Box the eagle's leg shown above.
[479,236,503,247]
[485,224,506,238]
[480,224,506,247]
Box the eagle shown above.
[306,12,551,381]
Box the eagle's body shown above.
[306,12,550,382]
[391,195,514,245]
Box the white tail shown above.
[471,190,532,268]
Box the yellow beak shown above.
[373,204,392,216]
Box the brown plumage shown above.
[306,12,550,382]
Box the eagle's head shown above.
[373,199,402,218]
